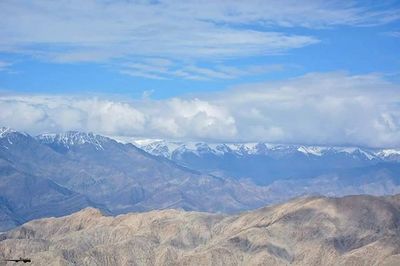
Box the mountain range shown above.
[132,139,400,198]
[129,138,400,200]
[135,139,400,185]
[0,127,271,230]
[1,194,399,265]
[1,127,400,231]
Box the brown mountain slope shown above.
[1,194,400,265]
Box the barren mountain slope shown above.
[0,159,97,231]
[1,194,399,265]
[0,128,274,224]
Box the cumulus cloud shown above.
[146,98,237,139]
[1,72,399,148]
[0,96,146,135]
[212,72,400,147]
[0,95,237,141]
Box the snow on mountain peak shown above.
[0,127,30,146]
[375,149,400,158]
[130,139,400,161]
[297,146,325,156]
[0,127,15,137]
[37,131,107,150]
[106,137,400,162]
[226,143,259,155]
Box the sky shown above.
[0,0,400,147]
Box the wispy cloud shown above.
[385,31,400,38]
[1,72,399,148]
[0,1,319,63]
[1,0,398,65]
[2,1,399,81]
[0,60,11,71]
[119,58,285,80]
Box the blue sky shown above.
[2,23,400,99]
[0,1,400,147]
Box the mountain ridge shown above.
[1,194,399,265]
[2,127,400,232]
[0,128,278,230]
[129,138,400,186]
[131,138,400,160]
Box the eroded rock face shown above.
[1,194,400,266]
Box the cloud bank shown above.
[1,72,399,148]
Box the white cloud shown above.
[0,95,236,141]
[120,59,284,80]
[169,0,400,27]
[0,60,11,71]
[0,0,320,63]
[2,0,398,65]
[1,72,399,148]
[2,1,398,81]
[211,72,400,147]
[0,96,146,135]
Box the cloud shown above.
[120,59,284,80]
[0,96,146,135]
[0,94,236,141]
[386,31,400,38]
[1,0,398,65]
[0,0,320,63]
[0,60,11,71]
[1,72,399,147]
[2,1,398,81]
[170,0,400,27]
[211,72,400,147]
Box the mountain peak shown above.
[130,139,400,163]
[37,131,109,150]
[0,126,14,136]
[0,127,15,141]
[73,207,105,218]
[0,127,25,138]
[0,127,30,145]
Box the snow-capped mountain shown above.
[135,139,398,161]
[130,139,400,185]
[0,126,29,144]
[36,131,110,151]
[0,126,15,137]
[1,128,400,231]
[2,128,286,230]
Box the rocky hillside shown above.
[1,194,399,265]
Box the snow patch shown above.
[375,149,400,157]
[136,139,390,161]
[37,131,106,150]
[297,146,324,156]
